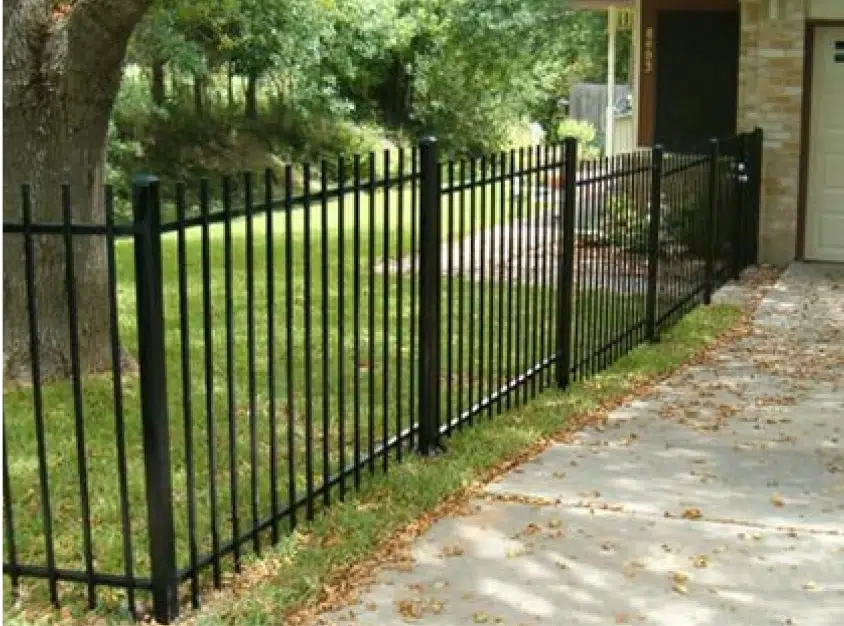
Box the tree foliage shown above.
[120,0,629,148]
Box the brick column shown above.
[737,0,807,266]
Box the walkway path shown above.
[378,211,704,296]
[315,263,844,626]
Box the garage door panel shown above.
[822,154,844,189]
[805,26,844,262]
[819,215,844,251]
[820,97,844,129]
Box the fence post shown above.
[645,145,664,342]
[733,133,749,279]
[555,137,578,389]
[132,175,178,623]
[416,138,444,456]
[704,138,720,305]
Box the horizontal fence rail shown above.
[2,128,763,622]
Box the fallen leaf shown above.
[473,611,491,623]
[682,508,703,520]
[672,571,689,584]
[672,583,688,595]
[439,545,465,558]
[396,599,424,620]
[615,613,632,624]
[691,555,709,568]
[578,489,601,498]
[771,494,786,507]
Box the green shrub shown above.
[661,190,710,258]
[110,76,164,139]
[605,188,711,259]
[660,164,712,258]
[504,120,539,149]
[556,118,601,161]
[604,191,650,253]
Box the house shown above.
[572,0,844,265]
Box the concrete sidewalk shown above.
[316,263,844,626]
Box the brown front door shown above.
[653,9,740,151]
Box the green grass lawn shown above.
[3,178,651,616]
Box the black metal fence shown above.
[2,129,763,622]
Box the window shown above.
[835,41,844,64]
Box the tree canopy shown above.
[114,0,631,176]
[3,0,629,379]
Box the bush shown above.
[105,120,144,219]
[556,118,601,161]
[604,191,650,253]
[504,120,537,150]
[661,191,710,258]
[110,76,164,139]
[660,165,712,258]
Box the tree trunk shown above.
[227,62,235,110]
[193,73,204,116]
[151,60,165,105]
[245,70,258,120]
[3,0,152,382]
[378,56,410,128]
[171,69,179,103]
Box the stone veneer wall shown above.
[737,0,807,266]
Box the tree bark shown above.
[377,56,411,128]
[151,59,165,105]
[227,62,235,110]
[245,70,259,120]
[3,0,152,382]
[193,73,204,116]
[171,69,179,102]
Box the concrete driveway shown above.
[316,263,844,626]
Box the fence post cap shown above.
[131,174,161,223]
[709,137,721,154]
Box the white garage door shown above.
[805,26,844,262]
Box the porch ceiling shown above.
[568,0,635,9]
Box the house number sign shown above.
[644,26,654,74]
